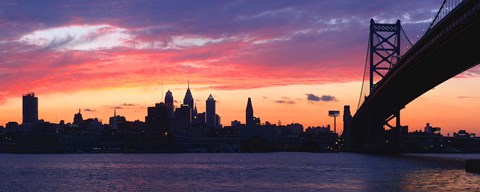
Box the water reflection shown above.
[0,153,479,191]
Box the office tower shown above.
[343,105,352,151]
[22,93,38,124]
[196,112,206,125]
[174,104,192,129]
[206,94,216,127]
[146,102,173,130]
[165,90,174,117]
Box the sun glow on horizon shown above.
[1,75,479,135]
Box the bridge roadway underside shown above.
[351,0,480,152]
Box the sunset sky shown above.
[1,0,479,135]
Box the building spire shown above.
[114,108,116,117]
[183,80,194,109]
[79,109,81,114]
[246,97,254,127]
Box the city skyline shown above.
[1,1,480,134]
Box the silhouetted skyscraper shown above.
[146,102,173,131]
[110,109,126,130]
[206,94,216,128]
[73,109,83,126]
[165,90,174,117]
[183,82,194,110]
[22,93,38,124]
[343,105,352,151]
[246,97,254,127]
[183,81,196,121]
[174,104,192,129]
[196,112,206,125]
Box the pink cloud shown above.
[0,25,370,104]
[1,0,476,105]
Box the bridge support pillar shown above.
[365,110,386,152]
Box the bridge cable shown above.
[357,33,371,111]
[390,35,398,67]
[401,27,414,47]
[427,0,447,32]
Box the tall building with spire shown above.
[246,97,254,127]
[183,81,194,109]
[22,93,38,124]
[193,104,198,118]
[183,81,196,121]
[110,109,118,130]
[206,94,216,128]
[110,109,126,130]
[165,90,174,117]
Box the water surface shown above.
[1,152,479,191]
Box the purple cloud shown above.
[306,94,337,102]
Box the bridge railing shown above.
[427,0,463,32]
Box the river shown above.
[0,152,479,191]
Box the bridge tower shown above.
[366,19,403,151]
[369,19,401,91]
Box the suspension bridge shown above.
[346,0,480,152]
